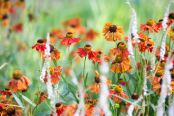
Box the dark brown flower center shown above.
[50,45,54,53]
[109,25,117,32]
[131,33,134,38]
[97,51,102,58]
[55,103,62,109]
[7,106,15,115]
[71,25,77,28]
[117,42,127,50]
[164,51,169,57]
[40,92,44,96]
[37,39,44,44]
[84,44,92,51]
[5,88,10,92]
[12,70,22,80]
[95,76,100,83]
[160,79,163,85]
[147,43,152,47]
[158,19,163,24]
[2,14,8,20]
[169,12,174,19]
[131,93,139,100]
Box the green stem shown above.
[68,46,72,67]
[83,55,87,79]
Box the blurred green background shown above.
[0,0,173,114]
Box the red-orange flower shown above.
[126,93,141,110]
[11,22,23,33]
[51,102,67,116]
[44,66,61,84]
[50,29,65,43]
[153,19,163,32]
[5,70,31,92]
[108,85,128,103]
[140,19,158,33]
[102,22,124,42]
[110,55,131,73]
[34,91,48,105]
[77,44,97,60]
[58,32,81,46]
[66,104,78,116]
[84,29,99,41]
[124,33,135,47]
[32,39,46,52]
[1,14,9,27]
[42,45,61,61]
[144,40,154,52]
[1,106,24,116]
[110,42,130,58]
[92,51,110,65]
[89,70,111,93]
[0,88,12,96]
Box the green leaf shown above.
[19,93,36,107]
[113,94,142,107]
[126,72,137,85]
[11,91,23,107]
[33,111,50,116]
[53,60,57,67]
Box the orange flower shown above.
[168,28,174,40]
[1,0,12,10]
[102,22,124,42]
[0,88,12,96]
[1,14,9,27]
[42,45,61,61]
[153,19,163,32]
[1,106,24,116]
[170,67,174,80]
[66,104,78,116]
[32,39,46,52]
[11,22,23,33]
[110,42,130,58]
[84,29,99,41]
[77,44,97,60]
[34,91,47,105]
[51,102,67,116]
[44,66,61,84]
[108,85,128,103]
[58,32,81,46]
[89,70,111,93]
[144,40,154,52]
[138,41,146,52]
[92,51,110,65]
[110,55,131,73]
[140,19,158,33]
[126,93,141,110]
[49,29,65,43]
[15,0,25,9]
[147,70,163,85]
[5,70,31,92]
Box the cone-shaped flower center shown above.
[117,42,127,50]
[119,79,124,83]
[40,92,44,96]
[146,19,154,26]
[170,69,174,79]
[93,99,98,105]
[87,99,93,104]
[20,0,24,2]
[97,51,102,58]
[2,14,8,20]
[169,12,174,19]
[131,93,139,100]
[139,37,147,42]
[50,67,54,75]
[84,44,92,51]
[160,78,163,85]
[109,25,117,32]
[115,55,123,63]
[55,103,62,109]
[50,45,54,53]
[13,70,22,80]
[7,106,15,115]
[164,51,169,57]
[37,39,44,45]
[161,60,166,67]
[66,32,74,38]
[114,85,123,94]
[158,19,163,24]
[95,76,100,83]
[147,43,152,47]
[5,88,10,92]
[155,70,163,77]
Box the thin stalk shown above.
[83,55,87,79]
